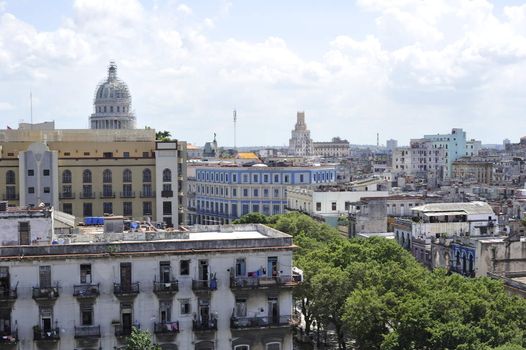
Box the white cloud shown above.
[177,4,192,15]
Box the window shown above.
[103,202,113,214]
[163,169,172,182]
[103,152,113,158]
[266,342,281,350]
[83,203,93,217]
[253,189,259,197]
[163,201,172,215]
[103,169,112,183]
[62,203,72,214]
[232,188,237,197]
[83,152,90,156]
[5,170,15,185]
[235,258,246,276]
[142,151,149,158]
[123,169,132,183]
[28,169,34,176]
[344,201,351,211]
[62,170,71,184]
[300,174,304,182]
[243,189,248,197]
[263,189,269,197]
[142,169,152,182]
[252,204,259,212]
[180,260,190,275]
[284,175,290,183]
[39,266,51,288]
[179,299,191,314]
[273,204,280,214]
[123,202,132,216]
[83,169,92,183]
[43,169,50,176]
[122,183,132,195]
[263,174,269,182]
[19,221,30,245]
[43,187,50,193]
[28,187,35,194]
[80,264,92,284]
[274,174,279,183]
[160,300,172,323]
[80,302,94,326]
[253,174,259,182]
[242,204,249,215]
[235,298,247,317]
[232,174,237,183]
[332,202,337,211]
[83,185,92,197]
[143,202,152,215]
[274,189,280,198]
[235,345,250,350]
[123,152,130,158]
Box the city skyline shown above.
[1,0,526,146]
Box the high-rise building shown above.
[386,139,398,152]
[288,112,313,156]
[89,62,136,130]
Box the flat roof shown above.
[412,201,494,215]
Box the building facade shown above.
[0,223,298,349]
[312,137,350,158]
[288,112,313,156]
[187,164,336,224]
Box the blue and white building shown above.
[187,164,336,224]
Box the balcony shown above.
[153,281,179,295]
[192,318,217,332]
[73,284,100,298]
[59,192,75,199]
[79,192,96,199]
[74,325,101,339]
[120,191,136,198]
[0,329,18,344]
[154,321,180,335]
[2,194,19,201]
[114,324,140,337]
[32,285,59,301]
[161,190,173,198]
[230,275,298,290]
[33,327,60,341]
[0,286,17,302]
[140,191,156,198]
[192,279,217,292]
[113,282,140,297]
[231,315,294,330]
[100,191,115,199]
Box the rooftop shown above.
[412,201,494,215]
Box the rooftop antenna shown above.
[233,109,237,151]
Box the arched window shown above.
[103,169,112,183]
[123,169,132,183]
[163,169,172,182]
[5,170,15,185]
[83,169,92,183]
[266,343,281,350]
[234,346,250,350]
[143,169,152,183]
[62,170,72,184]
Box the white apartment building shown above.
[0,221,298,350]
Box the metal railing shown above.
[114,324,139,337]
[153,281,179,293]
[120,191,136,198]
[79,192,96,199]
[2,194,19,201]
[59,192,75,199]
[0,286,17,300]
[140,191,156,198]
[113,282,140,295]
[32,285,59,300]
[231,315,293,329]
[154,321,180,334]
[230,275,297,289]
[100,192,115,199]
[73,284,100,298]
[192,318,217,332]
[74,325,101,338]
[33,327,60,341]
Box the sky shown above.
[1,1,526,147]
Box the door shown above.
[39,266,51,288]
[120,263,132,291]
[267,257,278,277]
[19,222,30,245]
[268,298,279,325]
[160,262,170,283]
[0,267,9,294]
[121,303,133,333]
[235,258,246,276]
[160,300,172,323]
[198,299,210,326]
[40,307,53,332]
[199,260,209,281]
[0,308,11,333]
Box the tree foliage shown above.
[125,327,160,350]
[155,130,171,141]
[236,212,526,350]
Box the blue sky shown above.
[1,0,526,146]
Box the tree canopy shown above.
[237,212,526,350]
[124,327,160,350]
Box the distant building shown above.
[288,112,313,156]
[386,139,398,152]
[313,137,350,158]
[451,158,493,185]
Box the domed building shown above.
[89,62,136,129]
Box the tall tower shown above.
[89,62,136,130]
[288,111,313,156]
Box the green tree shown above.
[156,130,171,141]
[125,327,160,350]
[233,212,269,224]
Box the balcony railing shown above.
[0,286,17,301]
[114,324,140,337]
[32,285,59,300]
[59,192,75,199]
[230,275,298,290]
[140,191,156,198]
[231,315,296,329]
[73,284,100,298]
[79,192,96,199]
[113,282,140,296]
[192,279,217,291]
[2,194,19,201]
[0,329,18,343]
[120,191,136,198]
[100,192,115,199]
[153,281,179,295]
[161,190,173,197]
[154,321,180,334]
[192,318,217,332]
[33,327,60,341]
[74,325,101,339]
